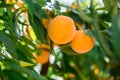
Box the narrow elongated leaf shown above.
[111,11,120,60]
[68,11,83,23]
[19,60,34,67]
[34,3,46,20]
[29,15,47,43]
[16,48,33,63]
[24,0,35,14]
[3,69,27,80]
[0,32,17,58]
[4,60,47,80]
[21,36,36,47]
[24,0,35,22]
[16,43,34,61]
[60,45,78,55]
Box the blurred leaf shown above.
[62,54,78,73]
[5,4,13,20]
[76,0,92,23]
[102,0,112,10]
[34,2,46,20]
[53,9,60,15]
[29,15,47,43]
[68,11,84,23]
[24,0,35,21]
[4,59,47,80]
[61,5,79,14]
[3,69,27,80]
[19,60,34,67]
[16,43,34,63]
[46,0,51,2]
[34,3,45,20]
[0,69,6,80]
[24,0,35,14]
[111,11,120,61]
[21,36,36,47]
[87,45,107,70]
[16,48,33,63]
[23,68,47,80]
[91,5,115,63]
[0,7,5,15]
[60,45,78,55]
[29,27,37,41]
[0,32,17,58]
[0,23,5,30]
[33,0,46,7]
[99,13,111,22]
[99,20,110,29]
[0,13,16,36]
[1,12,10,21]
[102,0,117,10]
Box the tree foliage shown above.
[0,0,120,80]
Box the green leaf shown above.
[34,2,47,20]
[29,27,37,41]
[17,37,37,63]
[60,45,78,55]
[24,0,35,14]
[102,0,111,10]
[99,20,110,29]
[4,60,47,80]
[0,32,17,58]
[30,15,47,43]
[87,45,107,70]
[33,0,46,7]
[16,48,33,63]
[111,11,120,60]
[23,68,47,80]
[24,0,35,22]
[0,69,6,80]
[0,23,5,30]
[21,36,36,47]
[5,4,13,20]
[68,11,84,23]
[0,14,16,36]
[99,13,111,22]
[19,60,34,67]
[0,7,5,16]
[1,12,10,21]
[61,5,79,14]
[102,0,117,11]
[3,69,27,80]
